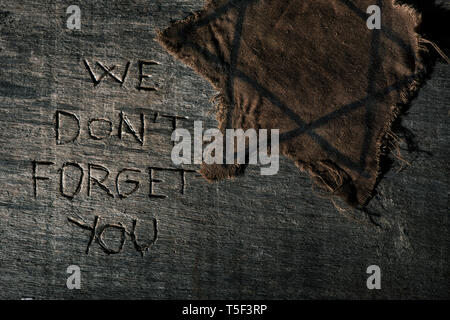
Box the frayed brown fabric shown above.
[157,0,430,206]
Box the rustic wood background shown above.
[0,0,448,299]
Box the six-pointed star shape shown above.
[158,0,424,205]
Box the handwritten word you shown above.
[68,215,157,256]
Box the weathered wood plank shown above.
[0,0,448,299]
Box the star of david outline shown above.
[178,0,418,177]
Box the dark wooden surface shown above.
[0,0,448,299]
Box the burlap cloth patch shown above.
[157,0,427,206]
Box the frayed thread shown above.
[419,38,450,64]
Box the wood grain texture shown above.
[0,0,448,299]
